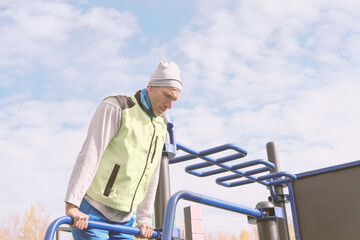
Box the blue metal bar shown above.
[217,171,297,187]
[288,182,302,240]
[44,216,160,240]
[169,143,247,164]
[216,166,272,182]
[186,164,269,178]
[175,143,272,186]
[44,216,73,240]
[169,142,296,189]
[184,153,252,172]
[161,190,262,240]
[186,159,274,177]
[197,144,247,156]
[168,154,198,164]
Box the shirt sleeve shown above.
[135,155,162,225]
[65,98,122,207]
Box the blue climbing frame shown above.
[45,115,297,239]
[171,143,296,188]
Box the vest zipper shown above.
[129,123,156,211]
[150,136,158,163]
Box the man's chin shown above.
[155,111,165,117]
[154,108,166,117]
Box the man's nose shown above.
[165,100,174,109]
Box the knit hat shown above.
[148,61,183,92]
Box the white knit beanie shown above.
[148,61,183,92]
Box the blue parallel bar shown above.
[169,143,247,164]
[184,153,249,171]
[174,144,271,186]
[161,190,262,240]
[168,154,198,164]
[218,171,297,187]
[44,216,159,240]
[196,143,247,156]
[186,159,274,177]
[185,158,270,172]
[216,166,271,182]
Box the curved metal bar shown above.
[44,216,159,240]
[44,216,73,240]
[266,171,298,186]
[168,153,198,164]
[161,190,262,240]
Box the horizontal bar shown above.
[186,159,274,177]
[184,153,248,172]
[169,143,247,164]
[197,144,247,157]
[44,216,160,240]
[161,190,261,240]
[216,166,272,182]
[175,143,271,186]
[168,153,198,164]
[218,171,297,187]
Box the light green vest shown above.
[86,94,167,212]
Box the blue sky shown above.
[1,0,360,238]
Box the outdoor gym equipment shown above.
[45,116,297,240]
[162,141,296,240]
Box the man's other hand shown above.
[65,202,89,229]
[137,222,154,239]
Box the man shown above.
[65,61,182,240]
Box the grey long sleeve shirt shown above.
[65,97,161,225]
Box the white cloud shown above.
[175,0,360,110]
[0,0,143,97]
[0,97,97,217]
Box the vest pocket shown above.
[103,164,120,197]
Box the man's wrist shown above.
[65,202,78,211]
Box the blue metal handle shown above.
[44,216,159,240]
[161,190,262,240]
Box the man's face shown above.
[147,86,181,116]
